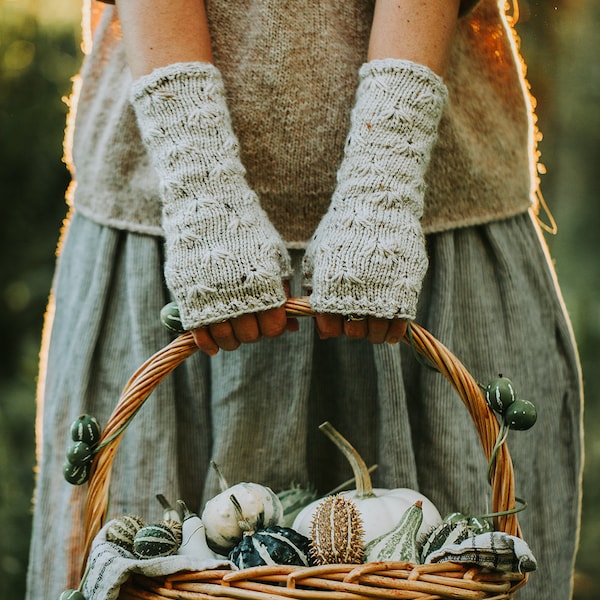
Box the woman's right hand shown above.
[192,305,298,355]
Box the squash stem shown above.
[210,460,230,492]
[319,421,373,498]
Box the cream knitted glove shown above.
[130,63,291,329]
[303,59,448,320]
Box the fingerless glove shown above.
[303,59,447,320]
[130,63,291,329]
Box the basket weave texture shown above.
[80,297,527,599]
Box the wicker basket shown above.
[80,296,528,599]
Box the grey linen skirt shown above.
[27,210,582,599]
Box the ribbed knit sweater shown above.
[66,0,537,246]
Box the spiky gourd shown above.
[309,494,364,565]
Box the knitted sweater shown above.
[66,0,536,246]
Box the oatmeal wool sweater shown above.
[66,0,537,245]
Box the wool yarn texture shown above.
[130,62,291,329]
[303,59,448,320]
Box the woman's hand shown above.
[192,306,299,355]
[191,283,299,355]
[315,314,407,345]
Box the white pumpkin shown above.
[201,481,284,554]
[293,422,442,543]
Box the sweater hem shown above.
[72,201,533,245]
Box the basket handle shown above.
[80,296,520,570]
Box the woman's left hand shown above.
[315,314,407,344]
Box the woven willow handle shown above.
[80,296,520,572]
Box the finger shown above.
[208,320,240,351]
[257,306,288,338]
[386,319,408,344]
[280,281,299,332]
[192,327,220,356]
[231,313,261,344]
[343,317,368,339]
[286,317,300,332]
[367,317,389,344]
[315,313,343,339]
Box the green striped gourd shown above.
[105,515,146,552]
[229,526,311,569]
[364,501,423,563]
[419,512,493,563]
[277,484,318,527]
[132,522,181,558]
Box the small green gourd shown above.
[504,398,537,430]
[132,522,181,558]
[485,375,517,414]
[66,441,94,466]
[63,460,90,485]
[70,414,102,447]
[105,515,146,551]
[364,500,423,564]
[277,484,318,527]
[160,302,185,333]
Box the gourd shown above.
[105,515,146,551]
[277,484,318,527]
[485,375,517,414]
[419,511,493,562]
[63,414,102,486]
[70,414,102,446]
[156,494,182,523]
[160,302,185,333]
[229,525,312,569]
[504,399,537,430]
[177,500,220,560]
[201,463,284,554]
[293,422,441,544]
[309,494,364,565]
[132,522,181,558]
[62,461,91,486]
[364,501,423,563]
[58,591,85,600]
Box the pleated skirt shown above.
[26,210,582,599]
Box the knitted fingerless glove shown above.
[130,63,291,329]
[303,59,448,320]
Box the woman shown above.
[27,1,582,598]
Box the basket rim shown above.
[78,296,521,580]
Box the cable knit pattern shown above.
[130,62,292,329]
[303,59,447,320]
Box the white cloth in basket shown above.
[82,520,233,600]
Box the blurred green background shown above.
[0,0,598,597]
